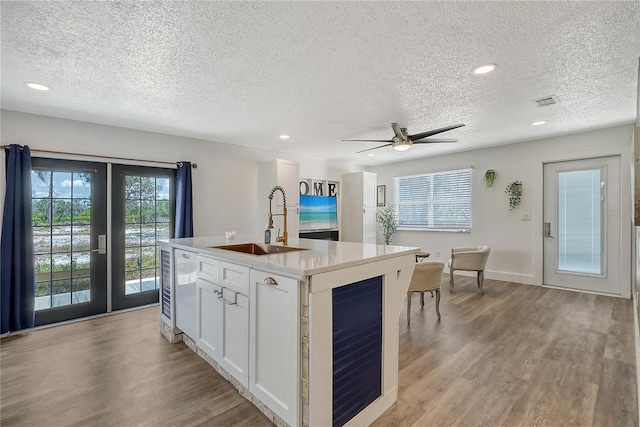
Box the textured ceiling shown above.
[1,1,639,165]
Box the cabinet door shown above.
[249,270,300,426]
[220,289,249,387]
[362,171,377,207]
[286,205,299,241]
[276,159,300,207]
[362,206,377,244]
[276,159,299,241]
[196,279,223,360]
[258,159,300,241]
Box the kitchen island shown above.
[159,236,418,427]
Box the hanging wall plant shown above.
[484,169,496,187]
[505,181,523,210]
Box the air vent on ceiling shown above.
[534,95,560,107]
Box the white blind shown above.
[395,168,472,230]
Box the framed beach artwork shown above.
[299,195,338,231]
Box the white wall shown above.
[0,110,363,237]
[369,125,634,294]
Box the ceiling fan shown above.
[343,123,465,153]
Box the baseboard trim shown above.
[445,268,537,285]
[541,284,627,299]
[633,291,640,426]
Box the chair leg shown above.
[477,270,484,295]
[450,269,455,293]
[435,289,441,320]
[420,292,425,307]
[407,292,412,326]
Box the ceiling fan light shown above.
[473,63,497,75]
[26,82,50,91]
[392,139,412,151]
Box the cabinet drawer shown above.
[219,261,250,295]
[197,255,219,283]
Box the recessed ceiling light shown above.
[472,64,497,75]
[26,82,50,91]
[279,135,290,140]
[531,121,546,126]
[367,154,375,157]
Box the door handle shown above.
[544,223,553,238]
[91,235,107,254]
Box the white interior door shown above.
[543,156,620,295]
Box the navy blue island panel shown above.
[332,276,383,427]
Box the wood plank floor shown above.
[1,276,637,426]
[373,276,638,427]
[0,309,273,426]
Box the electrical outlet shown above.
[435,250,440,258]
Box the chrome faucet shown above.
[268,186,288,245]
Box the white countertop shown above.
[164,235,420,278]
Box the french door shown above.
[543,156,621,295]
[111,164,175,310]
[31,158,107,325]
[31,159,175,325]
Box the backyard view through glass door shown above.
[31,159,107,325]
[112,165,174,310]
[30,159,175,326]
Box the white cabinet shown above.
[342,171,377,243]
[195,258,249,387]
[249,270,300,427]
[220,290,249,383]
[190,253,300,423]
[195,278,223,359]
[257,159,300,242]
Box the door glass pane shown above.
[32,170,93,309]
[123,175,167,295]
[557,169,602,274]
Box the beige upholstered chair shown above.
[448,246,490,294]
[407,261,444,325]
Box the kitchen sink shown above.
[211,243,308,256]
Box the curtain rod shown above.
[0,145,198,168]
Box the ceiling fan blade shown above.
[391,123,404,138]
[342,139,393,142]
[408,124,465,141]
[356,144,392,153]
[412,138,459,144]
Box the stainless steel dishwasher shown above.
[174,249,197,338]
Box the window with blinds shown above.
[395,168,472,231]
